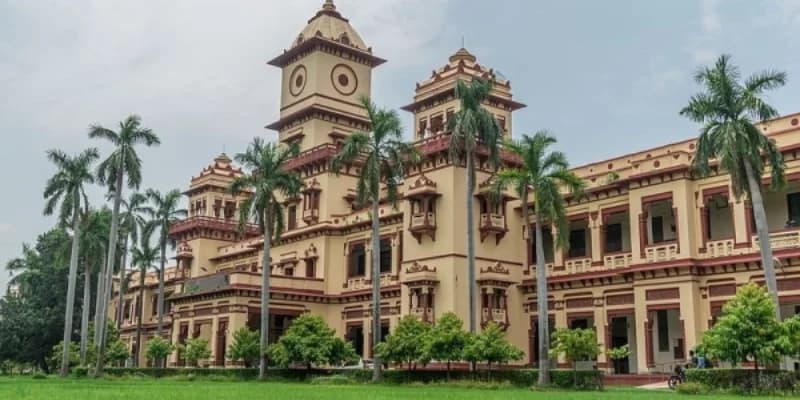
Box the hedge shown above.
[685,369,796,394]
[75,367,603,389]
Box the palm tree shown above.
[43,147,100,376]
[130,233,158,367]
[142,188,187,340]
[447,78,502,336]
[78,207,111,365]
[680,54,787,318]
[493,132,583,385]
[116,193,147,331]
[331,96,420,381]
[89,114,160,374]
[230,138,303,379]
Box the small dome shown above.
[448,47,477,63]
[294,1,368,51]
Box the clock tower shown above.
[266,0,385,151]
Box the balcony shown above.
[644,242,678,263]
[565,258,592,274]
[753,229,800,251]
[302,208,319,223]
[481,308,508,327]
[345,273,398,291]
[479,213,507,243]
[411,307,434,322]
[603,252,633,269]
[409,212,436,243]
[705,239,735,258]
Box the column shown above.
[169,320,181,367]
[209,317,219,368]
[678,282,701,357]
[633,287,650,372]
[594,304,608,369]
[590,213,602,263]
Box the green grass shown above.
[0,377,786,400]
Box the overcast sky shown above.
[1,0,799,291]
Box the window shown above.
[379,238,392,274]
[151,295,158,317]
[568,229,586,258]
[657,310,669,352]
[349,243,366,277]
[284,266,294,277]
[787,193,800,225]
[651,216,664,243]
[305,258,316,278]
[287,205,297,230]
[605,223,623,252]
[570,318,589,330]
[123,300,131,320]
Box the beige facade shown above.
[110,1,800,373]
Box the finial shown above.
[323,0,336,11]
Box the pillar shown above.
[594,304,608,369]
[633,287,650,372]
[209,317,219,367]
[169,320,181,367]
[678,282,702,357]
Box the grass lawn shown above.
[0,377,786,400]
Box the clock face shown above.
[331,64,358,96]
[289,65,307,97]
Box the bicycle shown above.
[667,365,686,390]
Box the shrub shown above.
[267,314,357,369]
[183,338,212,367]
[145,337,174,367]
[227,327,260,368]
[375,315,429,370]
[72,366,89,378]
[676,381,706,395]
[686,368,796,394]
[32,372,47,380]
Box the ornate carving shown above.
[406,261,436,274]
[645,288,680,301]
[708,284,735,297]
[606,293,634,305]
[304,243,318,259]
[409,174,437,190]
[565,297,593,309]
[480,262,508,275]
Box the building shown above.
[111,0,800,373]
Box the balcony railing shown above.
[753,229,800,251]
[565,258,592,274]
[603,252,633,269]
[645,242,679,263]
[411,307,434,322]
[480,213,505,229]
[705,239,735,258]
[302,208,319,222]
[481,308,507,325]
[410,212,436,228]
[345,273,397,291]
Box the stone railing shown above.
[565,258,592,274]
[411,307,434,321]
[603,252,633,269]
[345,273,397,291]
[644,242,678,263]
[480,213,505,229]
[302,208,319,222]
[410,212,435,228]
[482,308,507,325]
[704,239,735,258]
[753,229,800,251]
[529,263,556,277]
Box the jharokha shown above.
[111,1,800,373]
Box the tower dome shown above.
[292,0,368,51]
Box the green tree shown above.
[447,78,502,338]
[183,338,212,367]
[115,192,147,331]
[331,96,420,381]
[493,132,583,384]
[78,207,111,365]
[227,327,260,368]
[105,340,130,367]
[267,313,357,370]
[423,312,469,379]
[701,283,785,369]
[130,231,158,367]
[230,138,303,379]
[43,148,100,376]
[141,189,186,339]
[0,229,72,373]
[375,315,430,370]
[463,322,523,375]
[606,344,631,374]
[145,337,174,367]
[680,55,787,317]
[550,328,601,387]
[90,114,160,375]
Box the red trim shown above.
[641,191,673,205]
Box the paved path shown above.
[637,381,670,390]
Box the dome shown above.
[293,1,368,51]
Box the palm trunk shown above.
[94,167,124,376]
[466,151,476,334]
[134,271,145,367]
[79,260,91,365]
[117,237,129,330]
[371,198,383,382]
[259,212,272,379]
[93,251,107,346]
[535,208,551,385]
[156,232,167,345]
[60,196,82,376]
[744,162,781,319]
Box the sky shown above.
[1,0,799,291]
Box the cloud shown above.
[0,223,12,234]
[701,0,721,35]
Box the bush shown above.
[685,369,796,394]
[676,382,706,395]
[72,367,89,378]
[32,372,47,380]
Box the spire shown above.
[322,0,336,11]
[448,47,477,64]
